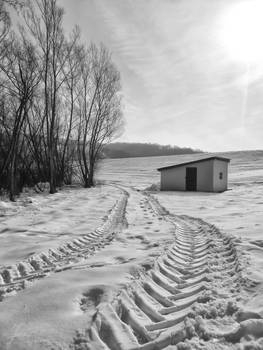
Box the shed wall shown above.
[213,159,228,192]
[160,167,185,191]
[160,160,214,191]
[196,161,214,191]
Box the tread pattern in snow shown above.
[0,190,128,295]
[74,195,263,349]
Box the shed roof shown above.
[157,156,230,171]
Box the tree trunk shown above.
[9,152,16,201]
[86,163,94,187]
[49,143,57,194]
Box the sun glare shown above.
[220,0,263,64]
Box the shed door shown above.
[185,167,197,191]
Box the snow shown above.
[0,150,262,349]
[0,185,120,265]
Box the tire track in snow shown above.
[0,189,129,299]
[73,190,263,349]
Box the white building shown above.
[157,156,230,192]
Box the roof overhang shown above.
[157,156,230,172]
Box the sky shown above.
[58,0,263,152]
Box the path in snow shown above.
[0,188,128,300]
[72,186,263,350]
[0,184,262,349]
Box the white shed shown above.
[157,156,230,192]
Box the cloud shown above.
[60,0,263,151]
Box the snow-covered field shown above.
[0,150,262,349]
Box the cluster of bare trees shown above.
[0,0,123,200]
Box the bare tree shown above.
[0,0,123,198]
[0,35,40,200]
[23,0,76,193]
[75,44,92,187]
[76,44,123,187]
[0,0,24,57]
[56,28,80,185]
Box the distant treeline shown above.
[103,143,202,159]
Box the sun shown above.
[219,0,263,64]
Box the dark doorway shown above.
[185,167,197,191]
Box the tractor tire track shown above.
[0,189,129,298]
[73,190,263,350]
